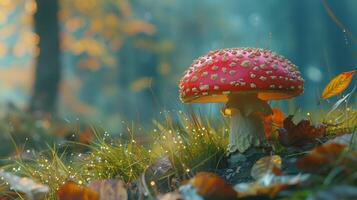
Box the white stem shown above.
[228,108,267,153]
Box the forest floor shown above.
[1,107,355,200]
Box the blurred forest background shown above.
[0,0,356,133]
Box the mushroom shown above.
[179,48,304,153]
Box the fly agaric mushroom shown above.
[179,48,304,153]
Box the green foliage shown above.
[77,128,156,183]
[0,110,229,199]
[324,108,357,137]
[153,111,228,178]
[3,147,84,200]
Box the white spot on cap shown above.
[259,76,267,81]
[212,66,218,70]
[214,85,219,90]
[222,67,227,73]
[222,56,229,62]
[211,74,218,80]
[229,62,237,67]
[250,83,256,88]
[229,70,236,75]
[199,85,209,91]
[272,64,278,70]
[201,71,208,77]
[191,76,198,82]
[222,91,231,95]
[241,60,250,67]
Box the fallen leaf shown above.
[88,179,127,200]
[0,171,49,200]
[251,155,282,180]
[180,172,237,200]
[322,70,356,99]
[296,143,351,173]
[234,174,310,198]
[278,116,326,147]
[264,108,285,139]
[57,181,99,200]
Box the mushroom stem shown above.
[226,94,272,153]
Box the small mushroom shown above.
[179,48,304,153]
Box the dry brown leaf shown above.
[278,115,326,147]
[251,155,282,180]
[322,70,356,99]
[296,143,351,173]
[182,172,237,200]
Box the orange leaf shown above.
[190,172,237,200]
[321,70,356,99]
[264,108,285,139]
[57,181,99,200]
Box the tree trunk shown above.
[30,0,61,114]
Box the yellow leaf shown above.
[322,70,356,99]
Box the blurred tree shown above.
[30,0,61,114]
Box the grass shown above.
[3,147,84,200]
[152,111,228,179]
[77,127,156,183]
[0,110,228,199]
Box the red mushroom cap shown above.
[179,48,304,103]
